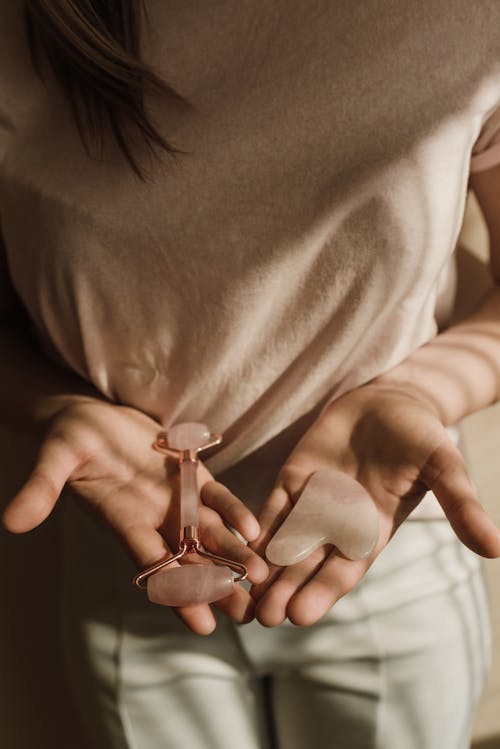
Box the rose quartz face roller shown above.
[133,422,247,606]
[266,468,379,566]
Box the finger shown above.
[2,436,81,533]
[248,483,294,599]
[286,553,368,627]
[421,443,500,558]
[200,506,269,584]
[249,562,282,602]
[250,484,292,556]
[177,554,257,625]
[213,582,257,624]
[125,522,217,636]
[119,521,172,568]
[200,480,260,541]
[255,546,330,627]
[173,603,217,636]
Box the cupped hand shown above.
[250,382,500,628]
[2,398,268,634]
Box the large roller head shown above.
[147,563,234,606]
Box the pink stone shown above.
[266,468,379,565]
[166,422,212,527]
[147,563,234,606]
[167,422,211,451]
[179,459,200,528]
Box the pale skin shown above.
[2,163,500,635]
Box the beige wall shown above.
[459,195,500,747]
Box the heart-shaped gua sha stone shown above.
[265,468,379,566]
[148,563,234,606]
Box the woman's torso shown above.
[1,1,500,501]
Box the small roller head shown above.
[166,422,212,451]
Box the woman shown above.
[1,1,500,747]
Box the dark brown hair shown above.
[24,0,189,179]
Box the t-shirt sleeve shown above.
[470,106,500,173]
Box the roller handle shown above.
[180,459,199,528]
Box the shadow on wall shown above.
[453,189,492,323]
[472,737,500,749]
[453,243,493,323]
[0,430,89,749]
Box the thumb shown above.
[2,436,80,533]
[249,483,292,557]
[421,440,500,558]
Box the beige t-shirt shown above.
[1,1,500,511]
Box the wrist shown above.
[32,392,106,434]
[368,362,448,424]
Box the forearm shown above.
[373,284,500,425]
[0,320,104,438]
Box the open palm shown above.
[3,398,268,634]
[250,383,500,627]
